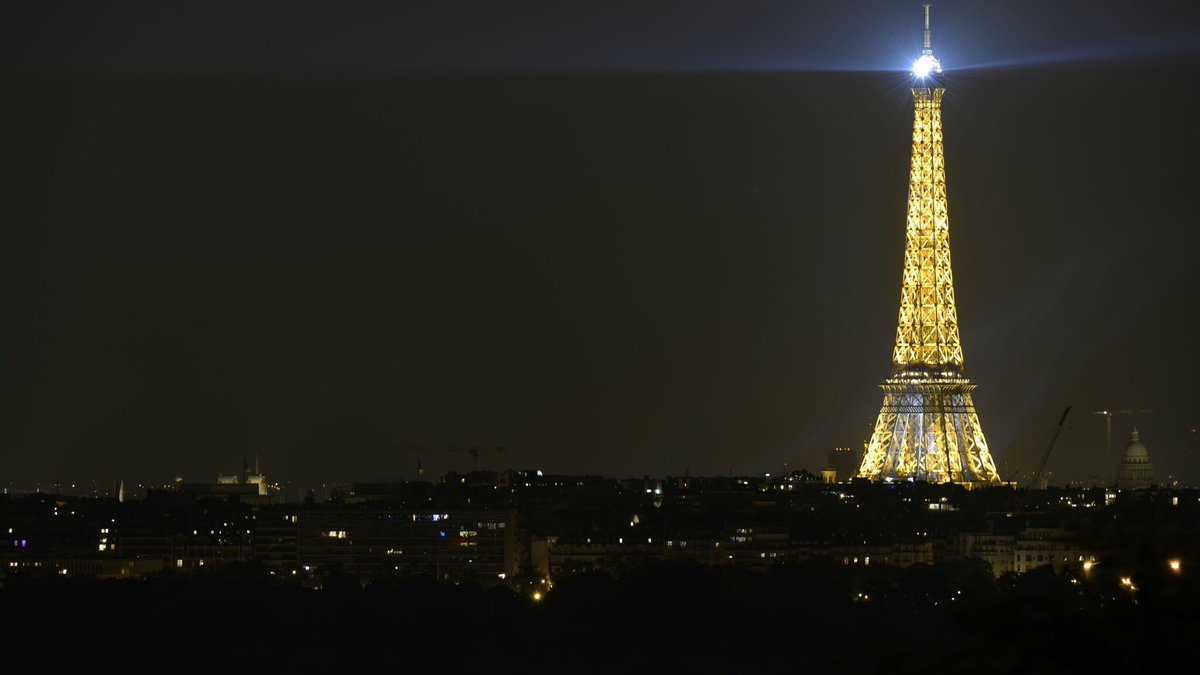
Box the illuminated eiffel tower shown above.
[857,5,1001,485]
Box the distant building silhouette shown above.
[827,447,861,483]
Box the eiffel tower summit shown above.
[857,5,1001,486]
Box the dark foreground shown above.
[3,558,1194,673]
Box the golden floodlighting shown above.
[857,5,1000,485]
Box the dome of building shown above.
[1122,428,1150,462]
[1117,428,1154,489]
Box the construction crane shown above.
[1031,407,1072,489]
[395,446,507,474]
[1092,409,1153,484]
[1005,406,1072,487]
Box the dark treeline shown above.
[3,556,1194,672]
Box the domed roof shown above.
[1122,428,1149,461]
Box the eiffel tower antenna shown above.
[857,6,999,486]
[912,5,942,78]
[923,4,933,54]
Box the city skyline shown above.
[1,3,1198,487]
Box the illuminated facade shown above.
[857,6,1001,485]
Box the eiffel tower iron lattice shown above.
[857,5,1001,485]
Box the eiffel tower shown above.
[857,5,1001,485]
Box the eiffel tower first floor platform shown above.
[858,374,1002,486]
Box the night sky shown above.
[1,1,1198,487]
